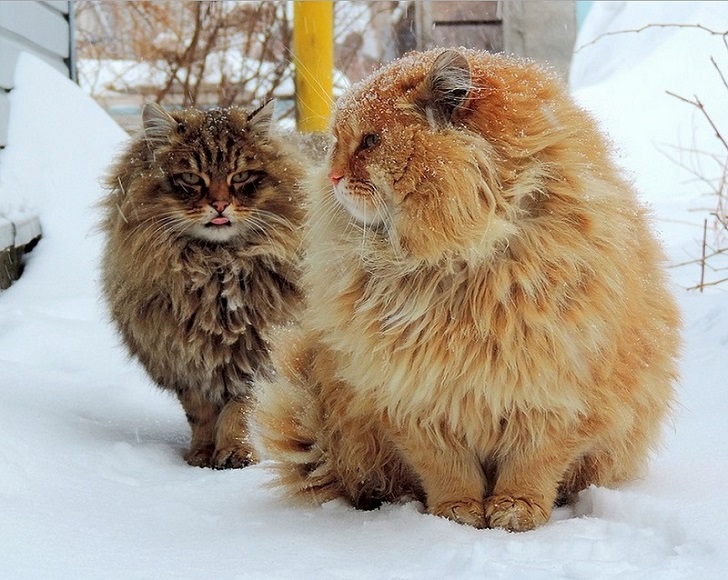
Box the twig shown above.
[672,246,727,269]
[712,57,728,93]
[666,91,728,154]
[688,276,728,291]
[699,218,708,292]
[575,23,728,53]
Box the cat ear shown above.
[248,100,276,135]
[419,50,472,127]
[142,103,178,142]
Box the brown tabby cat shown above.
[101,102,305,468]
[252,49,681,530]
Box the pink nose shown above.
[329,171,344,186]
[211,200,229,213]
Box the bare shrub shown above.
[578,23,728,290]
[74,1,411,129]
[75,1,293,111]
[666,32,728,291]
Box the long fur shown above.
[101,104,306,468]
[251,49,681,530]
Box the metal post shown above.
[414,1,432,51]
[293,1,333,132]
[67,0,77,82]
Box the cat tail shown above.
[251,328,345,504]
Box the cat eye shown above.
[231,170,266,197]
[359,133,380,151]
[230,171,251,184]
[178,172,202,186]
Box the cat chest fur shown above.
[315,261,599,426]
[122,243,299,403]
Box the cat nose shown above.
[329,171,344,186]
[211,200,229,213]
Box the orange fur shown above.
[252,49,681,530]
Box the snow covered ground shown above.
[1,2,727,578]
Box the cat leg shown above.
[176,389,220,468]
[557,432,651,505]
[391,427,487,528]
[485,419,584,531]
[212,396,258,469]
[556,452,604,506]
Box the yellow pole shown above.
[293,1,333,132]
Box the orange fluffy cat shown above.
[252,49,681,531]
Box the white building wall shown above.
[0,1,69,288]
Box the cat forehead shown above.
[333,50,453,135]
[337,63,427,121]
[339,53,433,106]
[172,107,250,137]
[334,78,424,138]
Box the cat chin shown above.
[188,223,243,244]
[333,184,385,229]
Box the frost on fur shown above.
[251,48,680,531]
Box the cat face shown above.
[129,102,292,244]
[325,51,516,264]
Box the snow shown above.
[1,2,728,578]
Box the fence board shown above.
[0,35,69,89]
[0,91,8,147]
[0,1,69,58]
[41,1,69,15]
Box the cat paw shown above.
[484,494,550,532]
[211,445,258,469]
[184,444,215,468]
[430,499,486,528]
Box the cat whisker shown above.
[244,215,279,241]
[115,214,170,247]
[308,187,350,242]
[321,196,346,235]
[246,209,296,242]
[373,193,401,253]
[251,208,296,230]
[115,203,129,225]
[356,183,405,261]
[137,212,193,243]
[280,44,337,110]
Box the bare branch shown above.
[575,22,728,53]
[688,276,728,291]
[666,91,728,154]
